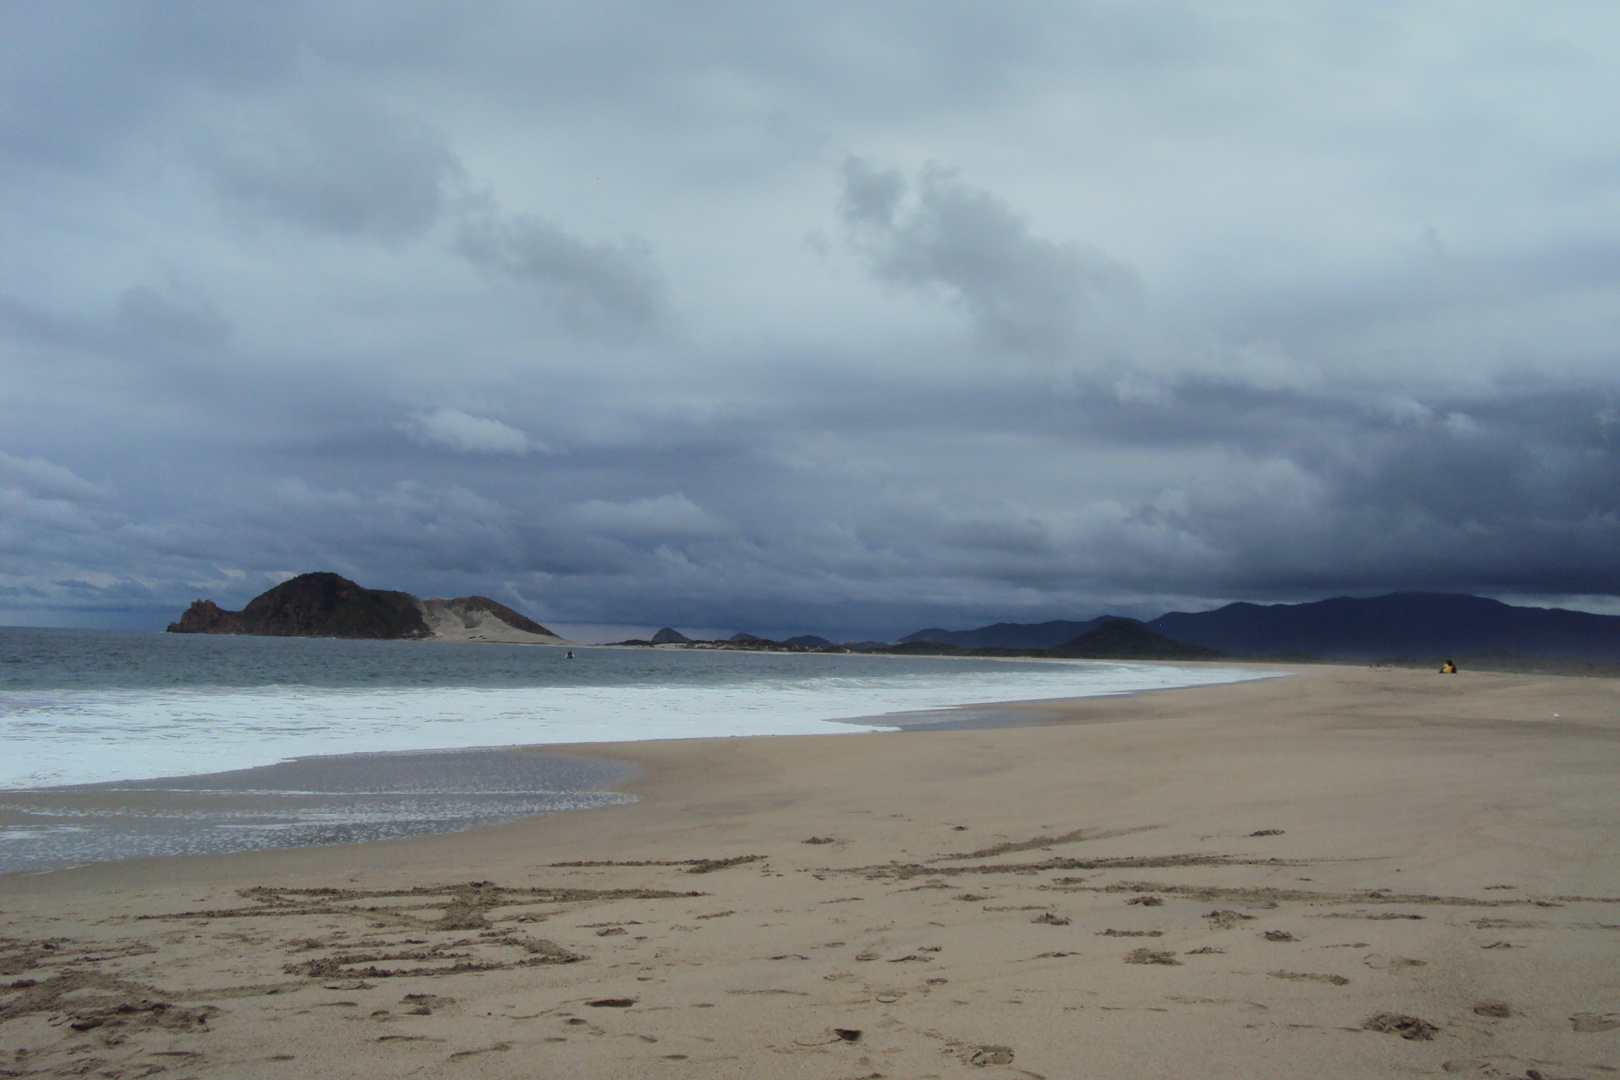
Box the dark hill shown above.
[650,627,691,644]
[900,618,1109,650]
[1048,618,1225,660]
[169,572,430,639]
[1149,593,1620,660]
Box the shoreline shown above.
[3,664,1616,1078]
[0,662,1286,875]
[0,650,1278,792]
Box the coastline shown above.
[0,644,1276,790]
[0,660,1282,873]
[3,664,1617,1078]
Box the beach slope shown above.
[2,665,1616,1079]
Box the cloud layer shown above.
[2,2,1617,636]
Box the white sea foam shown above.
[0,659,1272,789]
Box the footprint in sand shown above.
[1362,954,1426,971]
[1269,970,1349,986]
[399,993,453,1015]
[1362,1013,1438,1040]
[1206,910,1255,929]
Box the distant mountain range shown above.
[903,593,1620,661]
[900,618,1111,650]
[167,579,1620,662]
[166,572,568,644]
[883,618,1219,660]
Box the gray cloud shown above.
[114,287,231,352]
[453,202,666,341]
[0,452,112,503]
[404,408,538,455]
[203,97,464,241]
[566,495,729,539]
[2,2,1617,636]
[840,157,1142,358]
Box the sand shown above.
[417,601,572,645]
[2,663,1617,1079]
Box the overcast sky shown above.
[4,2,1619,640]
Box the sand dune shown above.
[2,664,1617,1078]
[418,597,572,645]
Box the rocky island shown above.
[166,572,569,644]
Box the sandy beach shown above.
[2,663,1617,1079]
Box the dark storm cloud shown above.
[2,2,1617,634]
[840,158,1142,358]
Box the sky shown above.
[3,2,1619,642]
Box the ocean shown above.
[0,628,1272,872]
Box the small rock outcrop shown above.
[167,598,242,634]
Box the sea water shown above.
[0,628,1272,872]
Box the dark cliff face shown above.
[237,573,430,638]
[166,573,431,639]
[167,599,242,634]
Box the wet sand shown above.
[2,663,1617,1079]
[0,749,633,874]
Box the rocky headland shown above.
[166,572,569,644]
